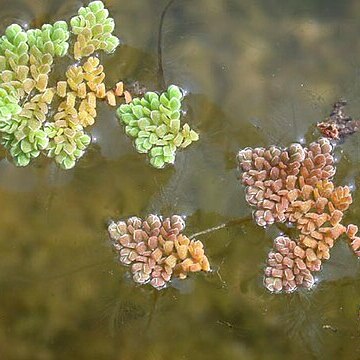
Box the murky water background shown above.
[0,0,360,358]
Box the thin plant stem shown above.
[157,0,176,90]
[189,215,253,239]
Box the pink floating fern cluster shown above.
[237,138,335,227]
[237,138,359,293]
[108,214,210,290]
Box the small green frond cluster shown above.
[117,85,199,169]
[27,21,70,58]
[0,89,53,166]
[70,0,119,60]
[0,87,21,125]
[0,24,29,70]
[45,123,91,170]
[0,21,71,167]
[1,116,49,166]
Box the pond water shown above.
[0,0,360,359]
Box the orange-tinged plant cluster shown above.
[108,215,210,290]
[237,138,359,293]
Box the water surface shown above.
[0,0,360,359]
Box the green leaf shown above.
[168,85,183,100]
[160,93,169,107]
[163,154,175,164]
[126,127,139,137]
[150,98,160,110]
[150,110,161,124]
[62,157,76,170]
[142,138,152,151]
[95,9,109,22]
[159,104,172,118]
[138,117,150,130]
[150,146,163,157]
[132,105,143,119]
[16,153,30,166]
[155,124,167,138]
[120,113,134,124]
[118,104,131,114]
[181,138,192,148]
[145,92,159,103]
[89,0,105,12]
[163,134,174,141]
[150,156,165,169]
[20,139,32,153]
[140,98,150,107]
[189,130,199,141]
[137,130,150,138]
[170,119,180,133]
[169,97,181,111]
[149,133,158,145]
[135,138,147,153]
[170,110,180,120]
[173,133,183,147]
[163,145,174,157]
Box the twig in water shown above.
[189,215,253,239]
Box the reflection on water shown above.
[0,0,360,359]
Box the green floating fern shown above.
[1,117,49,166]
[0,89,54,166]
[0,24,29,70]
[0,20,71,167]
[45,123,91,170]
[0,25,31,97]
[27,21,70,58]
[70,0,119,60]
[117,85,199,169]
[0,0,119,169]
[0,87,21,126]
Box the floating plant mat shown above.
[0,0,136,169]
[107,101,360,292]
[237,135,360,293]
[0,0,200,170]
[0,1,120,169]
[108,215,210,289]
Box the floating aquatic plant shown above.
[45,122,91,170]
[0,0,124,169]
[70,0,119,60]
[264,236,315,292]
[237,138,359,293]
[0,2,190,170]
[1,89,54,166]
[0,87,21,126]
[108,215,210,289]
[0,24,31,96]
[117,85,199,169]
[317,100,360,140]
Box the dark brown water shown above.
[0,0,360,359]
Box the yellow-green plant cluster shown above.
[0,0,121,169]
